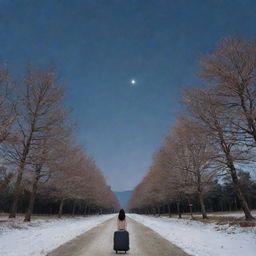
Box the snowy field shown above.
[208,211,256,217]
[0,214,114,256]
[192,210,256,218]
[128,214,256,256]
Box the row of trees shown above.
[129,36,256,221]
[0,65,119,221]
[129,169,256,218]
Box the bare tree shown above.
[128,131,190,217]
[129,145,183,217]
[24,126,70,221]
[47,144,85,217]
[171,118,219,218]
[156,134,195,218]
[46,141,119,217]
[183,87,255,220]
[201,36,256,143]
[129,36,256,221]
[6,66,64,218]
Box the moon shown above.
[131,79,136,85]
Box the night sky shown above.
[0,0,256,191]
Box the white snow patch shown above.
[0,214,114,256]
[192,210,256,218]
[128,214,256,256]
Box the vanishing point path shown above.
[48,217,189,256]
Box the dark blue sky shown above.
[0,0,256,191]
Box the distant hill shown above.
[114,190,133,210]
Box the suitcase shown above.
[113,230,129,254]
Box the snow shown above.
[208,212,256,217]
[0,214,114,256]
[1,213,255,256]
[192,210,256,218]
[128,214,256,256]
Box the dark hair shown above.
[118,209,125,221]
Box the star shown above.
[131,79,136,85]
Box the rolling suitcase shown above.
[113,230,129,254]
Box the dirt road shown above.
[48,217,189,256]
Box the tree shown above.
[47,144,86,218]
[154,139,191,218]
[201,36,256,144]
[129,36,256,221]
[171,118,219,218]
[129,133,191,217]
[24,126,70,221]
[47,142,119,218]
[183,86,255,220]
[6,66,64,218]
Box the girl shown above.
[117,209,127,230]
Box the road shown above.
[48,217,189,256]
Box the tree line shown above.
[129,36,256,221]
[0,65,119,221]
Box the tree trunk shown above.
[196,171,208,219]
[209,200,213,212]
[167,204,171,217]
[198,188,207,219]
[9,162,25,218]
[9,111,37,219]
[84,205,88,216]
[234,198,238,211]
[58,198,65,218]
[228,162,254,220]
[72,200,76,217]
[83,204,87,216]
[155,207,159,216]
[219,132,254,221]
[176,201,181,219]
[220,201,224,212]
[24,170,40,222]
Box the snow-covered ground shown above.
[208,211,256,217]
[128,214,256,256]
[191,210,256,218]
[0,214,114,256]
